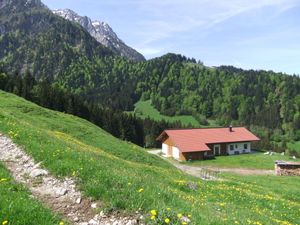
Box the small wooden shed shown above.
[275,161,300,176]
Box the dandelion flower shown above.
[150,215,156,220]
[2,221,8,225]
[182,222,188,225]
[177,213,183,218]
[165,218,170,224]
[188,214,192,218]
[150,210,157,216]
[59,222,64,225]
[166,207,171,211]
[138,188,144,193]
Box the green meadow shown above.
[0,163,61,225]
[186,153,300,170]
[132,100,200,127]
[0,91,300,225]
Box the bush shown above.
[192,113,208,126]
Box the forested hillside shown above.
[0,0,138,110]
[0,70,183,148]
[1,0,300,153]
[137,55,300,141]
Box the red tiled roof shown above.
[157,127,260,153]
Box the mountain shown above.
[52,9,145,62]
[0,0,137,110]
[0,0,114,74]
[2,0,300,149]
[0,0,46,12]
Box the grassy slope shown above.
[133,100,200,126]
[186,153,300,170]
[0,163,61,225]
[0,91,300,225]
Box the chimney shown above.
[229,125,233,132]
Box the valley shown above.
[1,91,300,225]
[1,0,300,224]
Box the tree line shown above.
[0,70,183,148]
[135,55,300,149]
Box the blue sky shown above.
[43,0,300,75]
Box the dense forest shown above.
[0,70,182,148]
[138,55,300,136]
[1,0,300,155]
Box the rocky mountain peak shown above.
[53,8,145,62]
[0,0,46,11]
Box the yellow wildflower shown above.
[59,222,64,225]
[177,213,183,218]
[0,178,8,182]
[150,210,157,216]
[166,207,171,211]
[188,214,192,218]
[150,215,156,220]
[182,222,188,225]
[2,221,8,225]
[165,218,170,224]
[138,188,144,193]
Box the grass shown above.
[288,141,300,153]
[132,100,200,127]
[0,90,300,225]
[0,163,61,225]
[185,152,300,170]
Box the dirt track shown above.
[0,134,140,225]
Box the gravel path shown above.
[201,166,274,175]
[0,134,141,225]
[148,150,274,177]
[148,150,218,180]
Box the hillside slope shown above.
[53,9,145,62]
[0,162,61,225]
[2,0,300,143]
[0,90,300,224]
[0,0,140,110]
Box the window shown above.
[244,144,248,149]
[230,145,234,151]
[235,144,238,148]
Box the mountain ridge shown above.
[0,0,46,12]
[52,8,145,62]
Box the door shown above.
[213,144,221,156]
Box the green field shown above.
[186,152,300,170]
[1,91,300,225]
[0,163,61,225]
[133,100,200,126]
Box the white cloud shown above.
[138,47,162,56]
